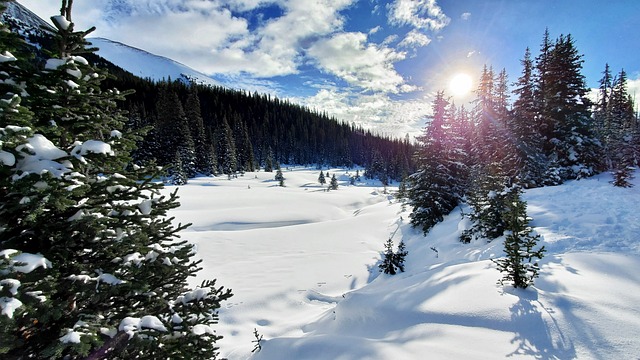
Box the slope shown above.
[165,169,640,359]
[89,37,220,87]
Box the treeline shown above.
[406,30,640,234]
[107,75,415,184]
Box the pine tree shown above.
[275,162,284,186]
[1,3,232,358]
[155,86,196,179]
[539,33,601,180]
[461,168,511,242]
[492,186,545,289]
[511,47,546,187]
[185,85,214,176]
[264,146,274,172]
[318,170,326,185]
[407,91,465,234]
[215,116,237,176]
[329,173,339,190]
[378,238,408,275]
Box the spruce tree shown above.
[1,3,232,358]
[215,116,237,176]
[511,47,546,187]
[329,173,339,190]
[275,162,284,186]
[318,170,326,185]
[185,85,214,176]
[492,186,545,289]
[378,239,408,275]
[407,91,465,234]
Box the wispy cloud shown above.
[307,32,408,93]
[298,87,432,138]
[398,29,431,49]
[461,12,471,21]
[386,0,450,31]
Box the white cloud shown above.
[461,12,471,20]
[307,32,408,93]
[369,25,382,34]
[387,0,450,31]
[298,88,432,138]
[398,29,431,48]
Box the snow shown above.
[71,140,113,156]
[90,38,220,87]
[51,15,71,31]
[0,51,17,63]
[14,134,71,178]
[11,252,52,273]
[161,168,640,359]
[0,150,15,166]
[119,315,168,337]
[0,297,23,318]
[59,330,82,344]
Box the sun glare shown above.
[449,73,473,97]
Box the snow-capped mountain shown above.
[3,1,219,87]
[88,37,220,87]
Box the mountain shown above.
[89,37,220,87]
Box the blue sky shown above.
[19,0,640,137]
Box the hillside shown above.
[164,169,640,359]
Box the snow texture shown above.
[160,167,640,359]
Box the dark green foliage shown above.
[461,168,511,242]
[1,3,232,358]
[318,170,326,185]
[407,91,467,234]
[492,186,545,289]
[378,238,408,275]
[275,162,284,186]
[329,173,339,190]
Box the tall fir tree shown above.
[1,3,232,358]
[538,33,601,180]
[407,91,464,234]
[510,47,546,187]
[185,85,214,176]
[215,116,237,176]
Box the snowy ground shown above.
[164,168,640,359]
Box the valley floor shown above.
[164,167,640,360]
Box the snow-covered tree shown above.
[318,170,326,185]
[329,173,339,190]
[275,162,284,187]
[407,91,465,234]
[461,168,511,243]
[492,186,545,289]
[0,3,232,358]
[378,238,408,275]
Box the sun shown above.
[449,73,473,97]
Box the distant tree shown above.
[185,85,214,176]
[155,86,196,178]
[492,186,545,289]
[275,162,284,186]
[318,170,326,185]
[264,146,274,172]
[216,116,237,176]
[329,173,339,190]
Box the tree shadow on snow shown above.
[505,288,576,359]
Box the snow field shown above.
[164,168,640,359]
